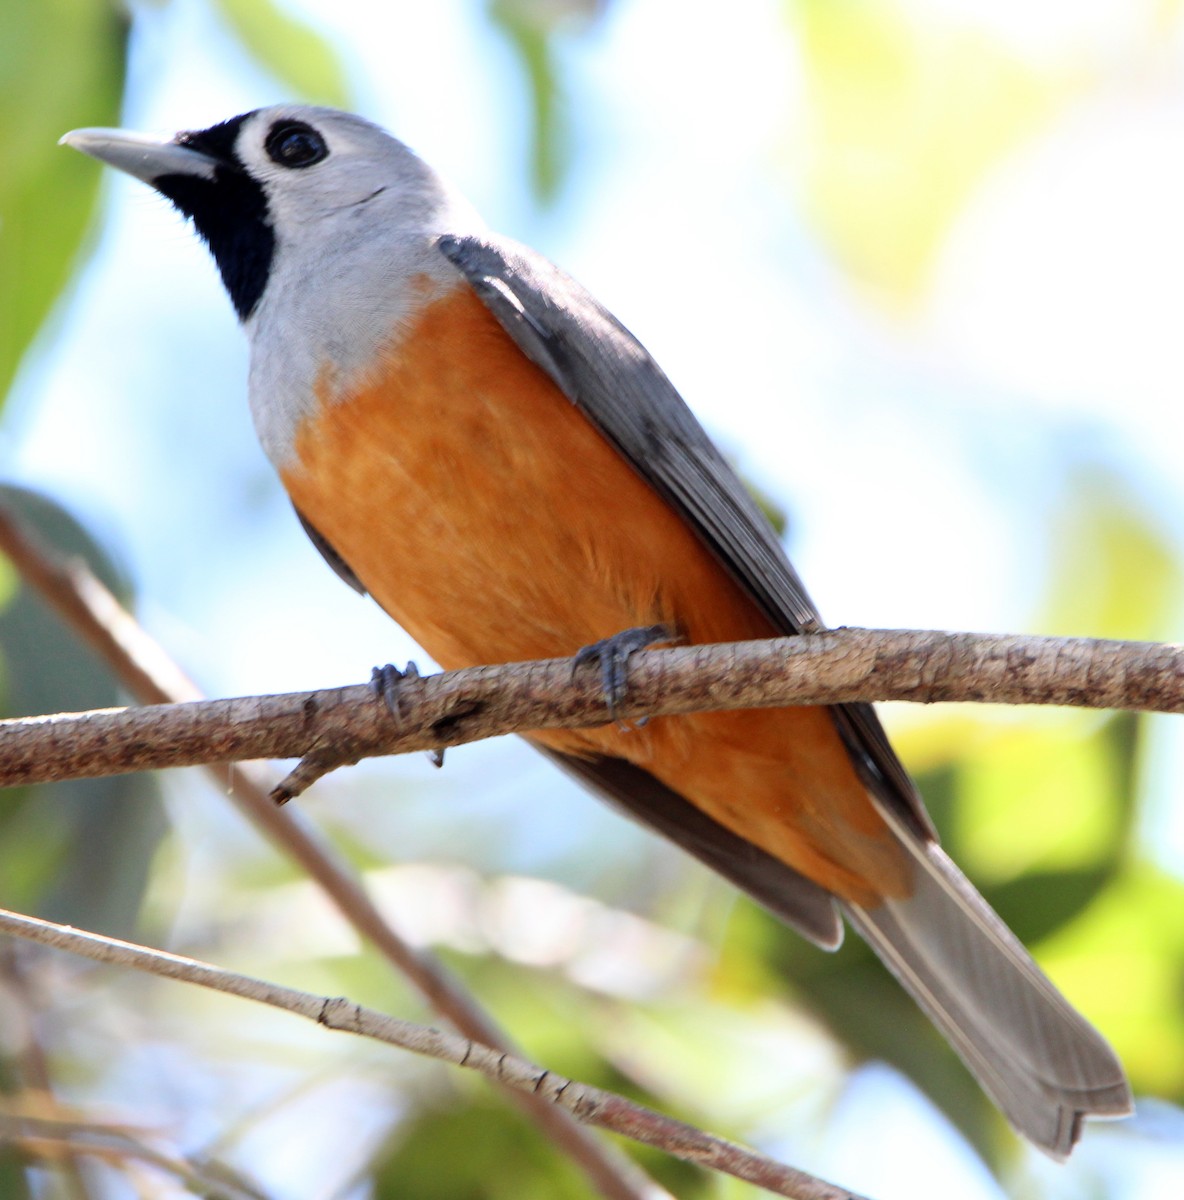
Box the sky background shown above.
[5,0,1184,1195]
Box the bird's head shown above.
[62,106,473,321]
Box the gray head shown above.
[62,105,475,321]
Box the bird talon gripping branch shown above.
[64,105,1132,1155]
[370,661,422,725]
[572,622,674,727]
[371,661,445,767]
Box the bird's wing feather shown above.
[436,233,933,842]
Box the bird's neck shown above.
[244,235,459,468]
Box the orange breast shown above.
[281,285,909,903]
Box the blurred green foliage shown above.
[0,486,167,937]
[0,0,127,405]
[375,1099,596,1200]
[787,0,1073,301]
[213,0,351,108]
[487,0,601,201]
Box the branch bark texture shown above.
[1,629,1181,794]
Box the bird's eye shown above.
[264,121,328,169]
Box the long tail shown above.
[842,826,1131,1157]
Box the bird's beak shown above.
[59,128,221,185]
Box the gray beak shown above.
[60,128,221,184]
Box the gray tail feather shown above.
[842,834,1131,1157]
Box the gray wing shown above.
[437,234,935,850]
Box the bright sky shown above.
[8,0,1184,1194]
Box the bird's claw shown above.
[370,660,422,724]
[371,661,447,767]
[572,623,674,727]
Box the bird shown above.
[62,105,1131,1156]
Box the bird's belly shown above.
[280,286,767,666]
[278,286,908,902]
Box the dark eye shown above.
[264,121,328,169]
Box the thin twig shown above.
[1,628,1181,794]
[0,1111,268,1200]
[0,943,96,1200]
[0,504,662,1200]
[0,908,869,1200]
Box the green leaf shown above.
[488,0,597,202]
[213,0,350,107]
[951,717,1128,884]
[0,0,128,405]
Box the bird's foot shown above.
[572,623,675,727]
[370,661,444,766]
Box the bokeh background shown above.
[3,0,1184,1196]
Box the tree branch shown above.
[1,628,1181,795]
[0,504,662,1200]
[0,907,868,1200]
